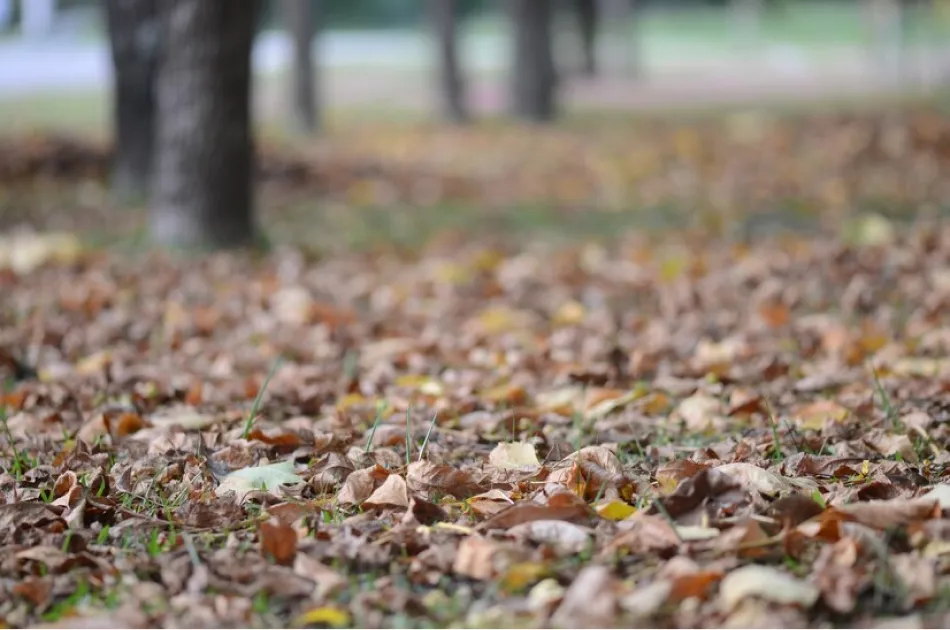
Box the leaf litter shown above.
[5,108,950,627]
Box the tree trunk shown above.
[602,0,638,77]
[509,0,557,122]
[732,0,764,44]
[574,0,597,76]
[151,0,259,249]
[280,0,318,134]
[866,0,906,81]
[104,0,160,202]
[428,0,467,123]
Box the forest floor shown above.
[3,101,950,628]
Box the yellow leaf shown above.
[293,606,351,628]
[395,375,444,396]
[553,300,586,326]
[435,261,472,285]
[472,248,504,272]
[891,357,950,378]
[586,388,642,418]
[75,350,111,376]
[500,561,549,593]
[489,442,540,470]
[335,392,366,411]
[659,256,687,282]
[595,499,636,521]
[794,400,849,431]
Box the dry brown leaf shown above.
[674,393,725,432]
[336,465,389,505]
[479,495,591,531]
[293,553,347,599]
[602,514,682,556]
[453,535,529,581]
[715,462,818,496]
[363,473,410,509]
[460,491,512,521]
[260,519,298,566]
[550,566,620,629]
[833,497,940,530]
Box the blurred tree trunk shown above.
[151,0,259,249]
[732,0,763,44]
[428,0,467,123]
[574,0,597,76]
[104,0,160,202]
[280,0,318,134]
[603,0,638,77]
[509,0,557,122]
[866,0,906,80]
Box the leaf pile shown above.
[3,212,950,627]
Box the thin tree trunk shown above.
[574,0,597,76]
[151,0,259,249]
[600,0,643,77]
[866,0,906,81]
[104,0,160,202]
[732,0,764,44]
[280,0,318,133]
[428,0,467,123]
[509,0,557,122]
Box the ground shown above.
[2,101,950,628]
[3,6,950,628]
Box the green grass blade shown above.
[242,355,284,439]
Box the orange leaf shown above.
[260,520,298,566]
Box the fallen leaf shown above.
[595,499,637,521]
[507,520,592,554]
[794,400,850,430]
[715,462,818,496]
[260,519,298,566]
[719,565,820,609]
[488,441,540,471]
[293,554,347,599]
[292,606,351,629]
[453,535,529,581]
[479,496,591,531]
[337,465,389,505]
[921,484,950,510]
[215,461,304,502]
[363,474,410,509]
[551,566,620,628]
[0,231,82,273]
[674,393,725,431]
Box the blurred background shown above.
[0,0,949,252]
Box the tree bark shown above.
[151,0,259,249]
[428,0,467,123]
[280,0,318,134]
[574,0,597,76]
[509,0,557,122]
[104,0,160,202]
